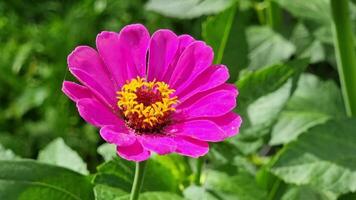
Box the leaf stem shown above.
[267,0,282,32]
[194,157,204,185]
[130,161,147,200]
[331,0,356,117]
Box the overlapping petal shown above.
[64,24,241,162]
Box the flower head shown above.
[62,24,242,161]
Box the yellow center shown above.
[117,77,178,133]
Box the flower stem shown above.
[130,161,147,200]
[194,157,204,185]
[331,0,356,117]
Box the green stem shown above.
[130,161,147,200]
[331,0,356,117]
[267,0,282,31]
[194,157,204,185]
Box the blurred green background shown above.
[2,0,356,199]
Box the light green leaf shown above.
[270,74,346,145]
[38,138,89,175]
[117,192,184,200]
[184,185,219,200]
[0,144,19,160]
[204,171,267,200]
[246,26,295,70]
[281,186,334,200]
[145,0,237,19]
[94,184,127,200]
[271,118,356,198]
[202,5,237,64]
[0,160,94,200]
[97,143,116,161]
[273,0,331,25]
[290,23,325,63]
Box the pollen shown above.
[117,77,178,133]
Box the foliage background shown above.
[0,0,356,199]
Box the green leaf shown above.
[184,185,219,200]
[273,0,331,25]
[38,138,89,175]
[290,23,325,63]
[94,184,127,200]
[271,118,356,198]
[93,156,181,193]
[246,26,295,70]
[204,171,268,200]
[0,144,19,160]
[281,186,334,200]
[97,143,116,161]
[145,0,237,19]
[270,74,346,145]
[117,192,184,200]
[0,160,94,200]
[236,59,308,118]
[202,5,237,64]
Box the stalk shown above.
[331,0,356,117]
[130,161,147,200]
[194,157,204,185]
[267,0,282,31]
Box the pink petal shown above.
[169,41,214,91]
[116,140,151,162]
[147,29,179,81]
[207,112,242,138]
[76,98,121,127]
[162,34,195,83]
[96,24,149,87]
[119,24,150,78]
[62,81,92,102]
[176,84,237,119]
[100,125,136,146]
[139,135,176,155]
[166,120,225,142]
[96,31,128,87]
[174,136,209,158]
[176,65,229,102]
[67,46,116,106]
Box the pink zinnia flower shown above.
[62,24,242,162]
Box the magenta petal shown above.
[162,34,195,83]
[76,98,121,127]
[139,135,176,155]
[119,24,150,78]
[207,112,242,138]
[174,136,209,158]
[177,84,237,119]
[67,46,116,106]
[62,81,92,102]
[169,41,213,90]
[100,125,136,146]
[167,120,225,142]
[147,29,178,81]
[96,31,128,87]
[176,65,229,102]
[116,140,151,162]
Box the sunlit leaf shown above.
[271,118,356,198]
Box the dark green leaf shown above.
[0,160,94,200]
[94,184,127,200]
[202,5,237,64]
